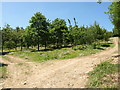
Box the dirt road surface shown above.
[1,37,119,88]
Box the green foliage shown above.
[106,1,120,37]
[1,12,113,53]
[29,12,49,50]
[51,18,68,48]
[113,28,119,37]
[73,45,87,50]
[92,42,98,49]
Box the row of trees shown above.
[1,12,113,52]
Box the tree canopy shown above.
[106,1,120,37]
[1,12,113,53]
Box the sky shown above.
[1,2,113,31]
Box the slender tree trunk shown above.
[72,43,74,49]
[15,47,17,51]
[32,45,33,48]
[15,42,17,51]
[38,38,40,51]
[45,41,47,50]
[21,39,22,51]
[38,43,39,51]
[8,48,10,52]
[56,39,59,48]
[15,45,17,51]
[27,45,29,49]
[2,42,3,55]
[21,45,22,51]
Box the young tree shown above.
[19,27,25,51]
[2,24,16,51]
[0,27,2,54]
[29,12,49,50]
[68,18,81,46]
[24,26,33,49]
[69,25,80,46]
[51,18,68,48]
[13,27,21,50]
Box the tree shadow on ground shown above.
[112,55,120,58]
[0,63,8,67]
[101,44,110,47]
[96,47,105,50]
[0,50,23,56]
[0,52,10,56]
[31,48,61,52]
[31,46,72,52]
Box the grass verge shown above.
[86,60,119,88]
[0,65,7,79]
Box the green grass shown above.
[9,46,100,62]
[7,42,114,62]
[86,60,119,88]
[17,62,24,66]
[2,56,11,61]
[0,65,7,79]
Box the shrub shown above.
[73,45,87,50]
[92,42,98,49]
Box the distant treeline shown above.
[0,12,114,52]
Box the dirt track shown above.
[1,37,119,88]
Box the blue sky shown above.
[2,2,113,31]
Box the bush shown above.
[73,45,87,50]
[92,42,98,49]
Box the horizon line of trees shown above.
[0,12,113,53]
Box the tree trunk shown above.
[56,39,59,48]
[2,42,3,55]
[21,45,22,51]
[27,44,29,49]
[38,43,39,51]
[8,48,10,52]
[15,45,17,51]
[38,38,40,51]
[21,39,22,51]
[15,41,17,51]
[45,41,47,50]
[27,46,29,49]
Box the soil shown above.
[0,37,119,88]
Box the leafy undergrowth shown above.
[86,60,119,88]
[4,42,113,62]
